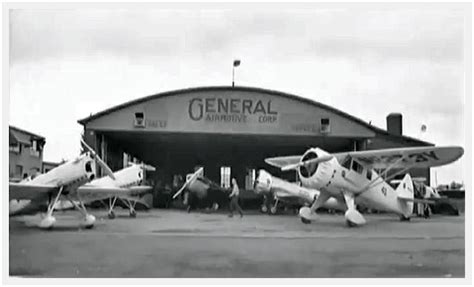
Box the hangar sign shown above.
[188,97,278,124]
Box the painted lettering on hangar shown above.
[188,97,278,124]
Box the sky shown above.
[8,4,469,186]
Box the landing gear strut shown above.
[107,197,118,219]
[39,186,64,229]
[120,198,138,218]
[66,196,95,229]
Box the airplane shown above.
[264,146,464,226]
[9,140,154,229]
[254,169,347,214]
[9,139,115,229]
[172,167,230,212]
[52,162,155,219]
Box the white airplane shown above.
[9,140,154,229]
[53,162,156,219]
[9,139,116,229]
[254,169,346,214]
[265,146,464,226]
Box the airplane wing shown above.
[346,146,464,169]
[9,182,59,200]
[265,155,301,169]
[77,185,153,202]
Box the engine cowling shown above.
[298,148,336,191]
[254,169,272,194]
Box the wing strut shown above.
[357,156,416,194]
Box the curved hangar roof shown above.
[78,86,428,144]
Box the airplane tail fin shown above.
[396,173,414,217]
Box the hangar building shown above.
[78,86,431,203]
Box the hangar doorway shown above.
[94,130,364,206]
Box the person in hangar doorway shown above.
[228,178,244,218]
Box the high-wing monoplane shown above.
[265,146,463,226]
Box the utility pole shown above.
[232,59,241,87]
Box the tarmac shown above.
[9,209,465,278]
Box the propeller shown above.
[172,167,203,199]
[281,155,333,171]
[80,139,116,180]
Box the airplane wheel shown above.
[130,210,137,218]
[108,211,116,219]
[346,220,357,227]
[399,216,410,222]
[301,217,311,224]
[260,205,268,213]
[212,203,219,211]
[270,206,278,215]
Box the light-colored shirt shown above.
[230,183,240,197]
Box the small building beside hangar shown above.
[78,86,432,202]
[9,125,46,180]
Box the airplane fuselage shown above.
[9,153,97,215]
[297,148,413,217]
[254,170,347,211]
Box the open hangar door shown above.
[96,130,362,209]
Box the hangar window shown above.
[320,118,331,134]
[220,166,231,188]
[245,169,256,190]
[134,112,145,127]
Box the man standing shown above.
[228,178,244,218]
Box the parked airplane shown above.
[9,139,116,229]
[265,146,463,226]
[53,162,155,219]
[172,167,229,211]
[254,169,346,214]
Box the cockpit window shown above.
[351,160,364,174]
[341,156,351,169]
[85,161,93,173]
[366,169,372,180]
